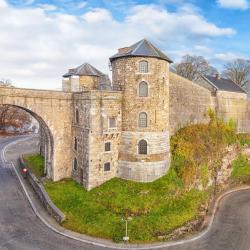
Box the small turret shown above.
[62,63,111,92]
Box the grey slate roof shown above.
[63,62,112,91]
[203,75,246,93]
[63,63,105,77]
[110,39,173,63]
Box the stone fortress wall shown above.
[169,72,250,135]
[169,72,213,134]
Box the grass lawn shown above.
[44,171,208,243]
[24,154,45,178]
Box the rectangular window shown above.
[105,142,111,152]
[75,108,79,124]
[104,162,111,171]
[109,117,117,128]
[73,158,78,171]
[74,137,78,151]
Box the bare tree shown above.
[173,55,218,81]
[0,105,32,132]
[223,59,250,87]
[0,79,14,87]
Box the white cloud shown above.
[82,8,112,23]
[0,2,236,90]
[126,5,235,37]
[0,0,7,8]
[217,0,249,10]
[37,4,58,11]
[214,52,244,62]
[24,0,35,5]
[77,1,87,9]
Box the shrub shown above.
[171,111,237,187]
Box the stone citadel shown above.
[62,39,249,190]
[1,39,250,190]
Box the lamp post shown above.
[122,217,132,243]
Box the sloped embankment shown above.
[27,112,250,243]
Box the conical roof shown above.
[110,39,173,63]
[63,63,105,77]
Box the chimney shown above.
[215,73,220,80]
[118,47,131,54]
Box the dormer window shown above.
[139,60,149,73]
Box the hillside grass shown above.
[44,173,208,242]
[231,154,250,183]
[24,154,45,178]
[27,112,250,243]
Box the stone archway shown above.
[0,87,73,181]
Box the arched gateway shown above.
[0,86,73,181]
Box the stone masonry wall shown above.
[72,92,91,188]
[88,91,122,190]
[112,56,170,182]
[112,57,170,132]
[119,131,169,162]
[79,75,99,90]
[169,72,214,134]
[216,90,248,133]
[72,90,122,190]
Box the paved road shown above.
[0,136,103,250]
[0,136,250,250]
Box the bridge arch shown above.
[1,104,54,178]
[0,86,73,181]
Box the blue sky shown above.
[1,0,250,89]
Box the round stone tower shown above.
[110,39,173,182]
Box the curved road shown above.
[0,136,250,250]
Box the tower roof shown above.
[110,39,173,63]
[63,63,105,78]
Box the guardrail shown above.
[19,156,65,223]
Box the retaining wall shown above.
[19,156,65,223]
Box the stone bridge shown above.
[0,86,73,181]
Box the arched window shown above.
[139,60,149,73]
[138,140,148,155]
[73,158,78,171]
[139,81,148,97]
[139,112,148,128]
[75,108,79,124]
